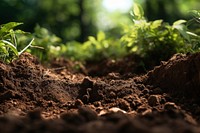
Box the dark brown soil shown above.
[1,52,200,133]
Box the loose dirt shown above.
[0,52,200,133]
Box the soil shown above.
[1,52,200,133]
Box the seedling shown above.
[0,22,34,63]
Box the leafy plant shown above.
[186,10,200,52]
[121,3,192,68]
[60,31,126,62]
[190,10,200,23]
[18,25,62,62]
[0,22,34,63]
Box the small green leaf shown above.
[172,20,191,42]
[186,31,198,37]
[131,3,144,20]
[14,29,28,34]
[173,20,187,27]
[190,10,200,18]
[151,20,163,29]
[97,31,105,42]
[88,36,97,44]
[174,25,190,42]
[1,40,18,56]
[0,22,23,37]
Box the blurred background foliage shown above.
[0,0,100,42]
[0,0,199,68]
[143,0,200,23]
[1,0,199,43]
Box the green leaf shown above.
[173,20,187,27]
[174,25,190,42]
[0,43,8,54]
[190,10,200,23]
[88,36,97,44]
[97,31,105,42]
[151,20,163,29]
[131,3,144,20]
[186,31,198,37]
[0,22,23,37]
[14,29,28,34]
[190,10,200,18]
[172,20,191,42]
[0,40,18,56]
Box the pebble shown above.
[142,109,152,116]
[109,107,127,114]
[148,95,161,106]
[81,77,93,88]
[117,99,131,111]
[137,106,147,113]
[98,107,127,116]
[75,99,84,107]
[164,102,178,110]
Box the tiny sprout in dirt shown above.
[0,22,34,63]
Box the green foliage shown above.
[59,31,126,61]
[9,4,200,68]
[0,0,99,42]
[18,26,126,63]
[32,25,62,61]
[120,3,200,71]
[131,3,144,21]
[0,22,34,63]
[18,25,62,62]
[121,3,193,65]
[190,10,200,23]
[186,10,200,52]
[142,0,200,24]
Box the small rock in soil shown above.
[117,99,131,111]
[81,77,94,88]
[148,95,161,106]
[142,109,152,116]
[164,102,178,110]
[75,99,84,107]
[109,107,127,114]
[137,106,148,113]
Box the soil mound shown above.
[144,52,200,101]
[0,53,80,118]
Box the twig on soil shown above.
[49,66,67,71]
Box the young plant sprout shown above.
[0,22,34,63]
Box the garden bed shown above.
[0,52,200,133]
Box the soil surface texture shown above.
[1,52,200,133]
